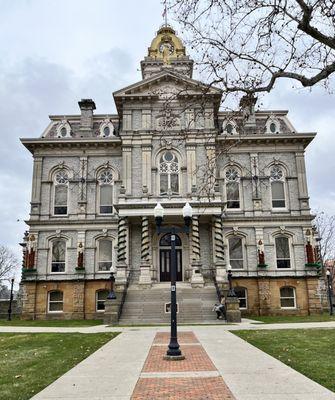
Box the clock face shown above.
[159,41,174,55]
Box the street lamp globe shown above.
[154,202,164,228]
[182,202,192,229]
[110,265,117,274]
[326,269,331,276]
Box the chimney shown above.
[239,93,257,128]
[78,99,96,135]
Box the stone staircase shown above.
[119,283,220,325]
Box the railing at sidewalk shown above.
[117,270,133,321]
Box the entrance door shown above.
[159,233,182,282]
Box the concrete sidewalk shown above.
[0,320,335,333]
[29,326,335,400]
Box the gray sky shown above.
[0,0,334,268]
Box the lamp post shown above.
[154,202,192,360]
[227,265,236,297]
[326,269,333,316]
[7,277,15,321]
[107,266,117,300]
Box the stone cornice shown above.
[21,137,122,154]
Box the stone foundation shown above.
[20,276,323,319]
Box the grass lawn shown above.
[234,328,335,393]
[0,332,118,400]
[0,318,103,327]
[249,314,335,324]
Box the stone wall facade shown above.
[20,25,322,320]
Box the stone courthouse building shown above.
[20,26,322,320]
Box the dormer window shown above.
[226,123,233,134]
[60,127,67,137]
[99,119,115,137]
[265,116,281,134]
[270,122,276,133]
[56,120,72,138]
[103,126,110,136]
[222,119,237,135]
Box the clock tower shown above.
[141,25,194,79]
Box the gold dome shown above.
[148,25,186,64]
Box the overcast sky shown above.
[0,0,334,269]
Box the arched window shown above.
[96,290,109,311]
[228,236,244,269]
[235,287,248,309]
[280,287,296,308]
[225,168,240,209]
[159,151,179,195]
[54,170,69,215]
[275,236,291,269]
[51,239,66,273]
[270,166,286,208]
[48,291,63,312]
[98,239,114,271]
[98,169,114,214]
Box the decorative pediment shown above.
[113,71,222,114]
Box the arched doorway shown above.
[159,233,182,282]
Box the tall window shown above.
[96,290,109,311]
[235,287,247,309]
[51,239,66,272]
[275,236,291,269]
[98,169,113,214]
[280,287,296,308]
[98,239,113,271]
[270,166,285,208]
[48,291,63,312]
[225,168,240,209]
[159,151,179,195]
[228,236,244,269]
[54,171,69,215]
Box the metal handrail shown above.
[209,268,222,301]
[117,270,133,321]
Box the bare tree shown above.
[0,245,18,281]
[313,211,335,264]
[169,0,335,101]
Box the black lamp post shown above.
[7,278,15,321]
[326,269,333,316]
[154,202,192,360]
[107,266,117,300]
[227,265,236,297]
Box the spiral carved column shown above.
[139,216,152,285]
[191,216,201,262]
[213,215,227,286]
[190,215,204,287]
[214,216,225,262]
[141,217,150,262]
[117,217,127,263]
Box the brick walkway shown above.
[131,331,236,400]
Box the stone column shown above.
[116,217,128,284]
[226,297,242,322]
[295,151,310,214]
[78,157,88,218]
[30,156,43,219]
[213,216,227,286]
[186,144,196,194]
[142,145,152,194]
[139,216,152,286]
[190,215,204,287]
[122,145,132,195]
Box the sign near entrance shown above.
[165,302,179,314]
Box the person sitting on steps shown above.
[213,296,227,321]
